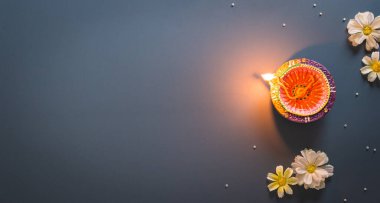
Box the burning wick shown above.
[261,73,276,82]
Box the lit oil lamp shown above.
[262,58,336,123]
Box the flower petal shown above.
[301,149,317,164]
[362,56,372,65]
[284,168,293,178]
[368,71,377,82]
[306,179,325,190]
[304,184,310,190]
[315,181,326,190]
[304,173,313,185]
[277,186,284,198]
[315,152,329,166]
[294,155,308,167]
[355,11,374,26]
[291,162,302,169]
[372,30,380,41]
[276,165,283,176]
[348,33,366,46]
[372,16,380,29]
[268,182,279,191]
[300,149,308,158]
[287,177,298,185]
[347,19,363,34]
[296,174,305,185]
[312,173,322,183]
[315,168,329,178]
[308,179,326,190]
[307,150,318,164]
[367,12,375,24]
[360,66,373,75]
[372,51,379,62]
[284,185,293,195]
[365,36,379,51]
[321,165,334,176]
[267,173,278,181]
[295,167,307,174]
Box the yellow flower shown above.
[361,51,380,82]
[347,11,380,51]
[267,165,297,198]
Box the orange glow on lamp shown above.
[261,58,336,123]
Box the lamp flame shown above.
[261,73,275,81]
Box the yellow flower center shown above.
[278,177,287,186]
[372,61,380,72]
[363,25,372,36]
[306,164,316,173]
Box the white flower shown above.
[291,149,334,190]
[360,51,380,82]
[347,11,380,51]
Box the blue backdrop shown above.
[1,0,380,202]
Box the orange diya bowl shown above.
[269,58,336,123]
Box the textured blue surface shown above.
[1,0,380,202]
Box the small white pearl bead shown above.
[364,187,367,191]
[230,2,235,7]
[313,3,317,7]
[343,18,347,22]
[343,198,348,202]
[374,148,377,152]
[366,146,370,150]
[225,184,229,188]
[319,12,323,16]
[355,92,359,96]
[253,145,257,150]
[344,124,348,128]
[282,23,286,27]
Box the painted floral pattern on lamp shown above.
[268,58,336,123]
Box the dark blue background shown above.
[1,0,380,202]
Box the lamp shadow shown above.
[271,105,325,153]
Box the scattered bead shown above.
[343,198,348,202]
[313,3,317,8]
[343,18,347,22]
[225,184,229,188]
[344,124,348,128]
[282,23,286,27]
[366,146,370,151]
[230,2,235,7]
[374,148,377,152]
[319,12,323,16]
[355,92,359,96]
[253,145,257,150]
[364,187,367,191]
